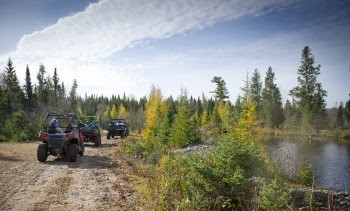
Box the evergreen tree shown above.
[262,67,284,128]
[241,72,250,103]
[345,94,350,123]
[210,102,221,125]
[210,76,229,101]
[69,79,78,112]
[36,64,49,104]
[283,99,299,128]
[290,46,327,129]
[233,95,243,122]
[157,96,176,144]
[336,102,345,128]
[60,82,66,99]
[250,69,262,117]
[3,58,24,113]
[52,68,61,106]
[23,65,35,110]
[171,89,198,147]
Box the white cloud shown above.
[9,0,290,61]
[0,0,292,97]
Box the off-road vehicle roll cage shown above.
[37,112,84,162]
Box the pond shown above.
[262,137,350,192]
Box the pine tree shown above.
[3,58,24,113]
[233,95,243,122]
[52,68,61,107]
[290,46,327,129]
[241,72,250,103]
[60,82,66,99]
[284,99,299,128]
[262,67,284,128]
[210,76,229,101]
[23,65,35,110]
[210,102,221,125]
[69,79,78,112]
[157,97,176,144]
[36,63,49,104]
[171,89,198,147]
[250,69,262,117]
[336,102,345,128]
[345,94,350,123]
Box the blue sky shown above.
[0,0,349,107]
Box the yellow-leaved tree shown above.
[118,104,129,120]
[110,105,118,118]
[142,86,164,142]
[201,109,209,125]
[217,101,230,132]
[231,100,258,142]
[104,105,111,119]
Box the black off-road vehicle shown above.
[78,115,101,146]
[37,112,84,162]
[106,118,129,139]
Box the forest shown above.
[1,46,350,209]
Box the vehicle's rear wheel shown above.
[107,133,110,140]
[94,135,101,146]
[37,143,48,162]
[78,144,84,156]
[68,144,78,162]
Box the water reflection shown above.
[263,138,350,192]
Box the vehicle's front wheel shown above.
[37,143,48,162]
[68,144,78,162]
[107,133,110,140]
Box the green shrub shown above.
[296,161,313,185]
[122,136,169,164]
[151,135,271,209]
[259,176,292,210]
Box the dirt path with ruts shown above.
[0,137,137,210]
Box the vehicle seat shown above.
[65,123,73,133]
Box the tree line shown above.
[0,46,349,141]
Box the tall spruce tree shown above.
[250,69,262,117]
[69,79,78,112]
[284,99,299,128]
[336,102,345,128]
[52,68,61,106]
[290,46,327,129]
[210,76,229,101]
[241,72,250,103]
[4,58,23,113]
[345,94,350,123]
[171,89,198,147]
[36,64,49,104]
[23,65,35,110]
[262,67,284,128]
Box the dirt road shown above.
[0,137,137,210]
